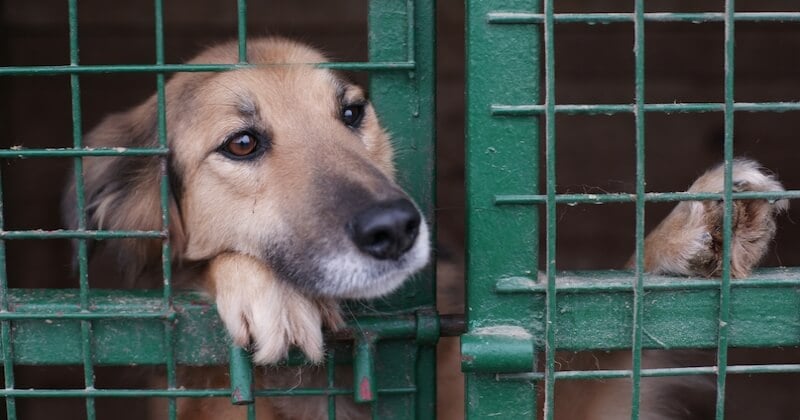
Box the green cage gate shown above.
[0,1,438,419]
[463,1,800,419]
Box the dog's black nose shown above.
[347,198,421,260]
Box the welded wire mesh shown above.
[0,1,436,419]
[465,2,800,419]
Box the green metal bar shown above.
[491,101,800,116]
[368,1,437,417]
[0,148,168,158]
[465,0,541,417]
[543,0,557,418]
[67,0,96,418]
[368,0,437,308]
[461,328,535,373]
[487,11,800,24]
[414,310,439,419]
[494,190,800,205]
[500,364,800,381]
[0,387,417,398]
[630,0,646,417]
[236,0,248,63]
[327,349,336,419]
[0,230,165,240]
[0,319,13,419]
[353,334,377,404]
[0,270,793,360]
[716,2,736,418]
[152,0,177,417]
[0,289,449,365]
[496,269,800,293]
[0,170,16,420]
[0,62,416,76]
[406,0,415,65]
[229,345,254,405]
[255,387,416,398]
[0,312,173,320]
[492,269,800,352]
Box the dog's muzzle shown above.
[346,198,421,260]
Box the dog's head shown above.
[66,38,429,298]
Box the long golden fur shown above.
[66,37,430,419]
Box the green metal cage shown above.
[464,1,800,419]
[0,1,437,419]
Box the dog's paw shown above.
[208,253,341,364]
[640,159,787,278]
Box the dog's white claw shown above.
[209,253,328,365]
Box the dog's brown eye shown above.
[341,104,365,128]
[219,131,264,160]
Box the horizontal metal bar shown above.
[0,62,416,77]
[0,386,416,398]
[488,268,800,351]
[0,148,168,158]
[495,269,800,294]
[0,311,172,320]
[491,102,800,116]
[487,12,800,24]
[495,190,800,205]
[0,230,166,240]
[2,289,444,365]
[498,364,800,381]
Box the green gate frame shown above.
[0,1,437,419]
[463,1,800,419]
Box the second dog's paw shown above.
[209,253,341,364]
[691,159,788,277]
[641,159,787,278]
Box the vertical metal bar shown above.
[414,343,436,419]
[0,5,17,401]
[237,0,248,63]
[68,1,96,418]
[153,1,176,418]
[229,345,254,405]
[630,0,646,418]
[542,0,556,418]
[368,0,436,416]
[464,0,540,416]
[236,0,248,420]
[353,335,377,404]
[405,0,416,65]
[716,1,736,419]
[0,171,16,419]
[327,350,336,420]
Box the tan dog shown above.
[65,38,430,419]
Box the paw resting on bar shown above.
[634,158,788,278]
[208,253,342,364]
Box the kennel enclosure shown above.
[2,0,800,419]
[463,1,800,418]
[0,0,437,419]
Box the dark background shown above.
[2,1,800,418]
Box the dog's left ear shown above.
[63,97,187,284]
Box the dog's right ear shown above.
[63,98,187,284]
